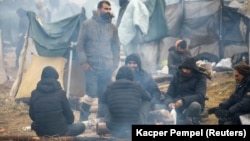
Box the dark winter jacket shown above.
[168,46,191,75]
[164,57,207,112]
[102,66,151,134]
[77,10,120,71]
[219,76,250,115]
[125,53,162,105]
[29,78,74,136]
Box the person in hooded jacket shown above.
[168,39,191,75]
[102,65,151,138]
[211,62,250,125]
[125,53,162,110]
[76,0,120,120]
[29,66,85,136]
[163,57,207,125]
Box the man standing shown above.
[77,0,120,120]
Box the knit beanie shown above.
[125,53,142,69]
[233,62,250,77]
[116,66,134,81]
[41,66,59,80]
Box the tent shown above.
[160,0,249,65]
[117,0,249,73]
[10,10,87,98]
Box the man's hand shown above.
[168,103,175,109]
[175,99,183,108]
[214,109,231,118]
[207,107,219,114]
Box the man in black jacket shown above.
[125,53,162,110]
[164,57,207,125]
[102,65,151,138]
[210,62,250,125]
[29,66,85,136]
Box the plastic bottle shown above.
[170,108,177,125]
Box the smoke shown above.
[0,0,119,48]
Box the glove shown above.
[207,107,219,114]
[214,109,230,118]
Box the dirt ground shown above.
[0,46,235,138]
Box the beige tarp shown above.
[10,37,86,98]
[15,55,66,98]
[0,30,8,85]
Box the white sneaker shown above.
[79,95,94,105]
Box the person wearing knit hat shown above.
[211,62,250,125]
[168,39,191,75]
[41,66,59,79]
[163,57,208,125]
[29,66,87,136]
[125,53,163,111]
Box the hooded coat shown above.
[164,57,207,113]
[29,66,74,136]
[219,76,250,115]
[77,10,120,71]
[125,53,162,106]
[102,66,151,137]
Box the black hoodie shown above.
[125,53,162,105]
[29,66,74,136]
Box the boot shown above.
[78,95,94,121]
[177,113,192,125]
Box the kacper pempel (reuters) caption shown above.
[132,125,250,140]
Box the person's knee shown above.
[185,102,201,117]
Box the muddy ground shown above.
[0,46,235,139]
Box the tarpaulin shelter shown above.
[160,0,250,64]
[119,0,250,73]
[10,10,87,98]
